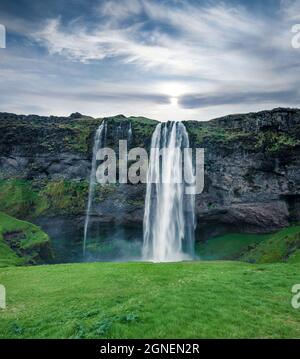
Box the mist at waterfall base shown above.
[81,120,196,263]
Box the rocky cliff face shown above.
[1,108,300,248]
[186,108,300,238]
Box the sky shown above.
[0,0,299,121]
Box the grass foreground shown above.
[0,260,300,339]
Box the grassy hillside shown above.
[196,232,271,260]
[197,226,300,264]
[0,212,52,267]
[0,261,299,339]
[241,226,300,263]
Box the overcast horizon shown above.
[0,0,300,121]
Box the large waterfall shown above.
[83,120,107,255]
[143,122,196,262]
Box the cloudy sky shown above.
[0,0,299,121]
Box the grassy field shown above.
[0,261,300,339]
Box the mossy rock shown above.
[0,212,53,267]
[0,179,89,218]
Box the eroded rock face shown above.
[0,108,300,242]
[185,108,300,239]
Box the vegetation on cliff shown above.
[1,108,300,265]
[0,212,52,267]
[185,108,300,154]
[0,179,89,218]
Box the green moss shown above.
[254,131,299,153]
[0,179,89,218]
[60,118,101,153]
[36,180,89,215]
[185,122,300,155]
[0,212,51,267]
[0,179,38,218]
[186,124,254,148]
[130,117,157,147]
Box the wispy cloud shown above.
[1,0,300,120]
[33,1,298,84]
[179,88,299,109]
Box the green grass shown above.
[196,233,271,260]
[0,212,51,267]
[0,241,23,267]
[0,261,300,339]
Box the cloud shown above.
[1,0,300,120]
[32,1,297,83]
[281,0,300,21]
[179,88,299,109]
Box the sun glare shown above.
[170,97,178,106]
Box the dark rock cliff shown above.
[0,108,300,246]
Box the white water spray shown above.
[83,120,107,255]
[143,122,196,262]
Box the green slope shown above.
[0,212,52,267]
[241,226,300,263]
[0,261,299,339]
[196,232,271,260]
[197,226,300,264]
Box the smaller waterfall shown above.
[83,121,107,255]
[128,122,132,143]
[143,122,196,262]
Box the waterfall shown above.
[143,122,195,262]
[83,120,107,255]
[128,122,132,143]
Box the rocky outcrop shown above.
[0,108,300,246]
[0,212,53,266]
[185,108,300,238]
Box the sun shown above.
[170,97,178,106]
[161,82,188,98]
[159,82,188,107]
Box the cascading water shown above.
[143,122,196,262]
[83,120,107,255]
